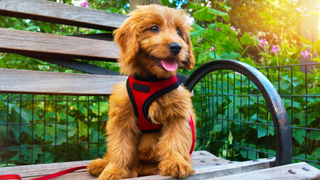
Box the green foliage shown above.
[185,1,320,168]
[192,67,320,168]
[0,95,108,165]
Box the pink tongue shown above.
[160,59,178,71]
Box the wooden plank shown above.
[131,158,275,180]
[0,151,219,178]
[0,160,91,179]
[0,0,127,31]
[0,28,120,61]
[0,68,127,95]
[208,162,320,180]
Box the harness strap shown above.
[0,166,87,180]
[127,75,180,133]
[189,115,196,155]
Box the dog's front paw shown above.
[159,159,195,178]
[87,158,109,176]
[98,166,138,180]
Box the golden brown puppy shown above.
[87,4,196,179]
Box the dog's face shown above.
[114,5,195,78]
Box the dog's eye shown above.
[177,29,181,36]
[150,26,159,32]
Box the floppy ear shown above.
[182,32,195,70]
[113,17,139,65]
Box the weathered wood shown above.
[208,162,320,180]
[131,158,275,180]
[0,0,127,31]
[0,68,127,95]
[0,160,91,179]
[0,151,220,178]
[0,28,119,61]
[0,151,279,180]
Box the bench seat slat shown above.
[0,69,127,95]
[0,0,127,31]
[0,28,119,61]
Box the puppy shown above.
[87,5,196,179]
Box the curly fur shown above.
[87,4,196,179]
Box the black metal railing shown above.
[0,94,108,166]
[187,60,320,168]
[0,61,319,169]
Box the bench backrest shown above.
[0,0,128,95]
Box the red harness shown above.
[127,75,195,154]
[126,75,180,133]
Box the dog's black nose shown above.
[168,43,181,55]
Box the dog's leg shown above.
[87,154,109,176]
[98,117,140,180]
[157,117,195,178]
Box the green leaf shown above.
[191,24,206,37]
[308,131,320,140]
[193,7,213,22]
[259,12,277,25]
[198,51,208,63]
[25,26,39,32]
[212,124,222,132]
[207,23,217,30]
[209,51,216,59]
[188,2,198,11]
[220,52,241,59]
[240,32,252,45]
[56,131,67,145]
[259,12,273,20]
[312,148,320,158]
[292,129,305,145]
[10,125,20,142]
[160,0,171,6]
[297,34,312,46]
[258,125,275,138]
[208,8,229,22]
[78,120,90,137]
[240,146,259,159]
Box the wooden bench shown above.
[0,0,319,179]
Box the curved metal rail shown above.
[185,59,292,166]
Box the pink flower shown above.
[210,47,215,52]
[216,28,222,31]
[315,6,320,11]
[259,39,267,48]
[301,50,310,58]
[231,26,235,31]
[82,0,89,8]
[47,66,50,70]
[257,31,262,38]
[273,33,278,41]
[271,45,279,53]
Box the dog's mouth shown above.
[155,58,178,71]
